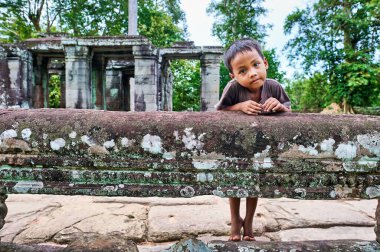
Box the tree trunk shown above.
[343,97,354,114]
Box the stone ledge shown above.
[207,239,380,252]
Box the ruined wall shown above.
[0,109,379,199]
[0,46,33,109]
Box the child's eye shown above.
[239,69,247,74]
[253,62,260,67]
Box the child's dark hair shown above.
[224,38,264,73]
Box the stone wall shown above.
[0,109,379,199]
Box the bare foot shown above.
[242,235,256,241]
[228,217,244,241]
[243,219,255,241]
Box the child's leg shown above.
[243,197,258,241]
[229,198,244,241]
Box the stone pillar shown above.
[33,56,46,108]
[0,47,24,108]
[200,49,222,111]
[160,59,173,111]
[60,70,66,108]
[92,56,105,110]
[105,69,122,110]
[0,47,10,108]
[20,50,33,108]
[129,77,135,111]
[128,0,138,35]
[0,187,7,237]
[132,45,158,111]
[64,45,91,109]
[376,199,380,243]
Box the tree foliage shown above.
[0,0,187,47]
[285,73,330,112]
[284,0,380,112]
[207,0,285,94]
[207,0,270,46]
[171,60,201,111]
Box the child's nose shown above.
[249,69,258,78]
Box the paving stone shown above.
[278,226,376,241]
[0,195,378,247]
[261,199,375,230]
[147,203,230,242]
[344,199,377,218]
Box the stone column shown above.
[129,77,135,111]
[0,187,7,237]
[128,0,138,35]
[376,199,380,243]
[59,70,66,108]
[0,47,10,108]
[132,45,158,111]
[0,48,23,108]
[64,45,91,109]
[200,49,223,111]
[20,50,33,108]
[160,59,173,111]
[32,56,45,108]
[105,69,122,110]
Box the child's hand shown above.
[238,100,262,115]
[262,98,287,112]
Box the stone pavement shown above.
[0,195,376,251]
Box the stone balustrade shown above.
[0,109,379,246]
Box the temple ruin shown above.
[0,35,223,111]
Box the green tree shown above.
[138,0,186,47]
[0,0,187,46]
[0,0,62,42]
[207,0,269,46]
[284,0,380,113]
[171,60,201,111]
[207,0,285,94]
[285,73,330,112]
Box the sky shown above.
[180,0,309,78]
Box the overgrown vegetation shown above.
[1,0,378,113]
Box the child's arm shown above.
[222,100,263,115]
[262,98,291,112]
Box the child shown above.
[216,38,291,241]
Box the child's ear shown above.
[229,73,235,79]
[264,57,269,69]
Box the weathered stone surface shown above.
[0,242,65,252]
[277,226,375,241]
[375,199,380,242]
[92,195,221,206]
[0,110,379,199]
[261,199,375,230]
[148,199,230,242]
[163,238,212,252]
[0,194,377,250]
[0,195,147,244]
[208,240,380,252]
[62,234,138,252]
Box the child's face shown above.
[229,49,268,92]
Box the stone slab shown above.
[261,198,375,230]
[277,226,376,241]
[0,195,377,246]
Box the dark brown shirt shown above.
[215,78,291,110]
